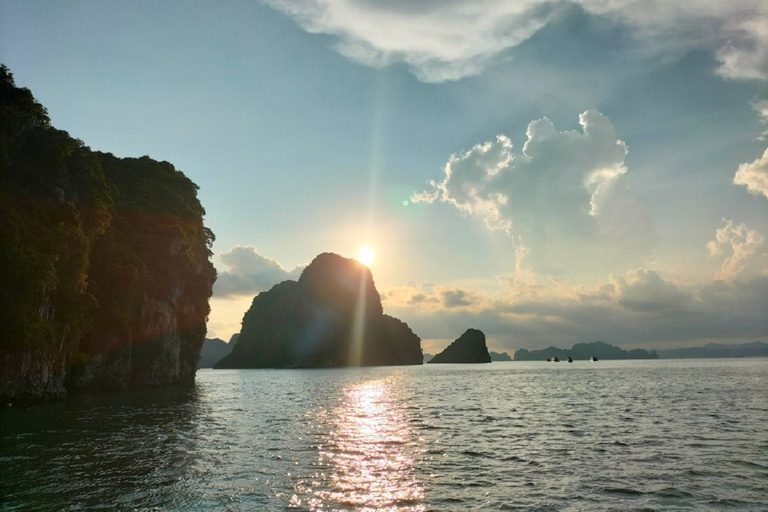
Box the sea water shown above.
[1,359,767,511]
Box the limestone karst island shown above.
[0,66,216,404]
[215,252,423,368]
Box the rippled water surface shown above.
[2,359,767,511]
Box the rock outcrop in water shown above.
[428,329,491,364]
[214,253,423,368]
[0,65,216,404]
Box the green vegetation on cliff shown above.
[0,65,216,403]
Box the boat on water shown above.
[547,356,560,362]
[566,356,573,363]
[590,355,599,361]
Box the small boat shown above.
[566,356,573,363]
[590,355,598,362]
[547,356,560,362]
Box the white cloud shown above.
[265,0,563,82]
[706,220,768,280]
[264,0,768,82]
[734,148,768,199]
[754,99,768,122]
[412,110,655,275]
[382,270,768,351]
[213,246,306,297]
[752,99,768,141]
[714,16,768,81]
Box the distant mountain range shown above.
[514,340,768,361]
[204,338,767,368]
[489,351,512,361]
[655,341,768,359]
[198,334,237,368]
[514,341,657,361]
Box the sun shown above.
[357,245,375,266]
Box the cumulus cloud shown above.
[733,148,768,198]
[412,110,655,275]
[707,220,768,280]
[213,246,306,297]
[264,0,768,82]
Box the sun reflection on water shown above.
[303,380,425,511]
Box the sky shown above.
[2,0,767,354]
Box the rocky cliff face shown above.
[215,253,422,368]
[428,329,491,364]
[0,66,216,404]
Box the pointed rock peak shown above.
[298,252,382,316]
[215,251,421,369]
[428,328,491,364]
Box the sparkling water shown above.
[1,359,767,510]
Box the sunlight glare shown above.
[357,245,375,266]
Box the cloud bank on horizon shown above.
[265,0,768,82]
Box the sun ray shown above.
[357,246,375,266]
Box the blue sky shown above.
[2,0,767,353]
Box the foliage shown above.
[0,64,216,382]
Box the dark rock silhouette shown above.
[489,351,512,361]
[0,66,216,404]
[514,341,658,361]
[215,253,422,368]
[198,338,233,368]
[428,329,491,364]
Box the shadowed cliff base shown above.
[0,65,216,404]
[428,329,491,364]
[215,253,423,369]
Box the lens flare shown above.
[357,246,375,266]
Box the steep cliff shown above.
[428,329,491,364]
[215,253,422,368]
[0,65,216,403]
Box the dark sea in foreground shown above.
[1,359,767,511]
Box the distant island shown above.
[198,336,236,368]
[428,329,491,364]
[0,66,216,404]
[489,351,512,361]
[215,253,423,368]
[514,341,658,361]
